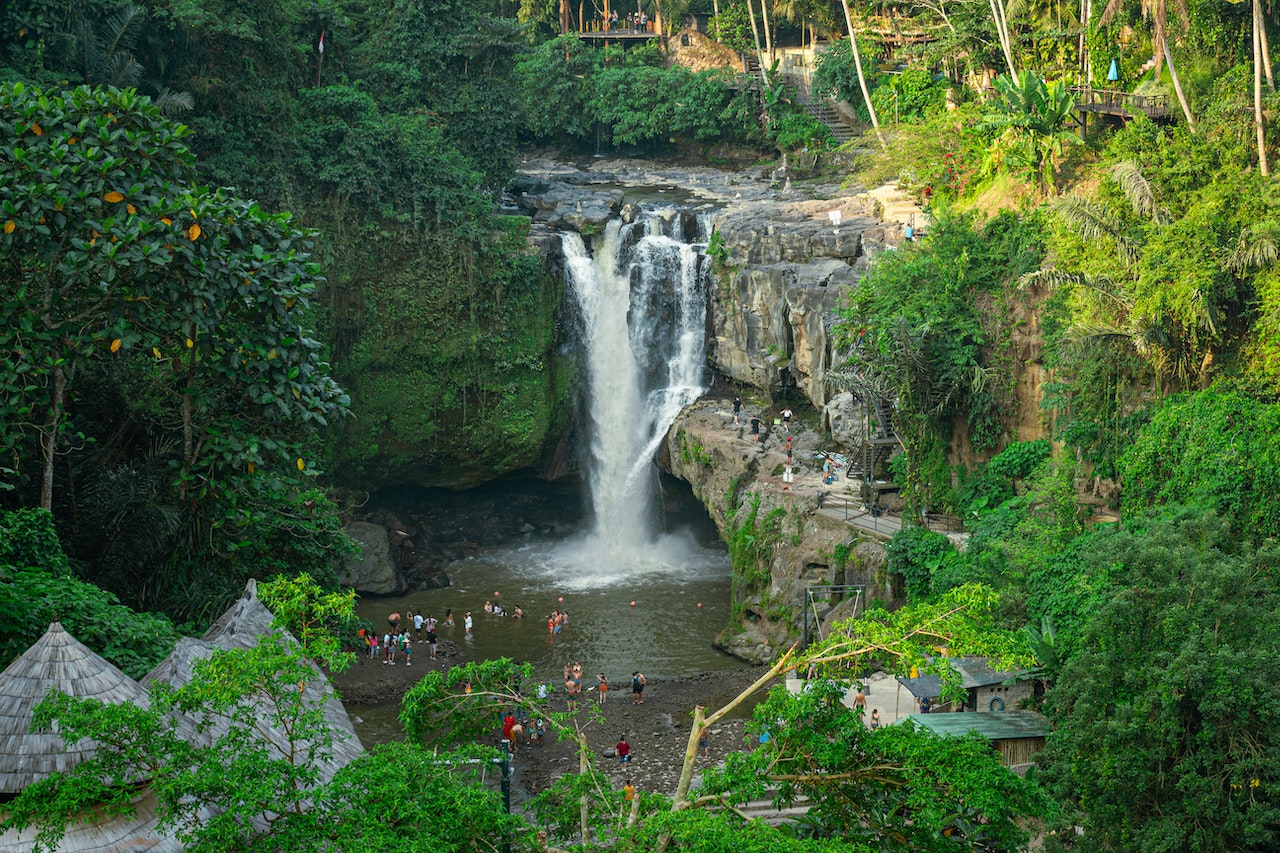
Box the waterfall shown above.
[562,211,710,560]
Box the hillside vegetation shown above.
[3,0,1280,848]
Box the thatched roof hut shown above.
[143,578,364,775]
[0,622,149,795]
[0,622,182,852]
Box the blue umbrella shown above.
[1108,59,1120,82]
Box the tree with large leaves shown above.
[981,70,1079,192]
[0,82,347,515]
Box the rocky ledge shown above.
[659,399,894,664]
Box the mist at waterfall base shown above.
[348,206,743,742]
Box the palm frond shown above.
[152,87,195,116]
[1050,194,1142,265]
[1226,221,1280,272]
[1110,160,1156,219]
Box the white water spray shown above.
[562,212,710,562]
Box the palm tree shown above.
[836,0,886,149]
[745,0,772,86]
[1033,161,1246,388]
[1253,0,1270,175]
[989,0,1018,76]
[1099,0,1195,130]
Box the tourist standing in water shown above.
[631,671,647,704]
[444,609,454,627]
[464,612,473,634]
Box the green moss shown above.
[323,219,571,487]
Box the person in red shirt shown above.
[616,736,631,762]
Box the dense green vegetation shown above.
[5,0,1280,847]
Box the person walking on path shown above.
[733,395,742,425]
[781,406,793,433]
[631,671,647,704]
[750,415,762,443]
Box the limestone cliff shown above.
[709,193,891,409]
[660,401,895,663]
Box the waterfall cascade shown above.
[562,209,712,561]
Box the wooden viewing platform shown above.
[578,28,658,40]
[1072,87,1171,120]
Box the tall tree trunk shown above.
[712,0,720,39]
[1163,39,1196,132]
[1257,0,1271,174]
[561,0,571,33]
[1079,0,1088,81]
[760,0,775,66]
[989,0,1017,76]
[577,732,592,843]
[40,364,67,511]
[1262,0,1276,90]
[838,0,887,150]
[744,0,770,86]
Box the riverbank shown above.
[332,649,769,797]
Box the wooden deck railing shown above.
[1071,87,1171,119]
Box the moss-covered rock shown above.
[323,217,573,490]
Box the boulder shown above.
[823,392,866,447]
[339,521,408,595]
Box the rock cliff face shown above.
[660,401,895,663]
[709,194,890,409]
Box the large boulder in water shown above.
[340,521,407,595]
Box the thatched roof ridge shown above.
[0,622,149,795]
